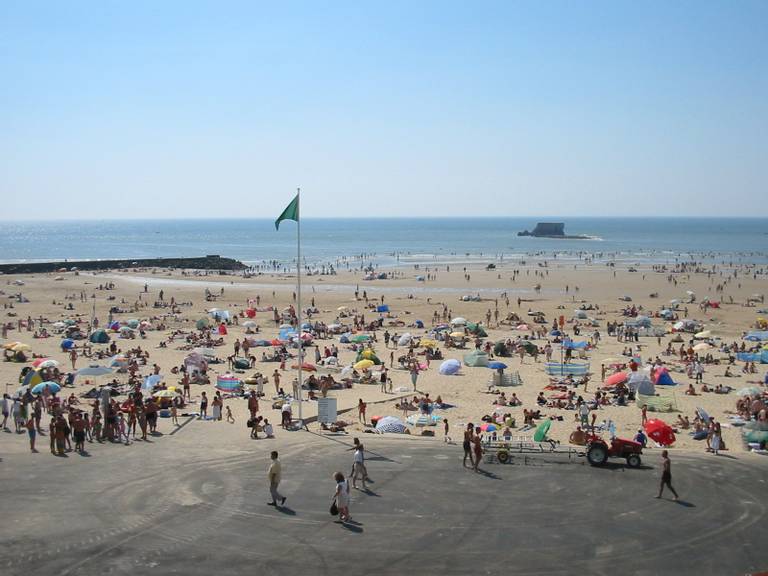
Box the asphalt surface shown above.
[1,431,767,576]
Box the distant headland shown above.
[517,222,590,239]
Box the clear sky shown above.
[1,1,766,220]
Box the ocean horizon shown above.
[1,217,766,266]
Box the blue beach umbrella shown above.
[32,381,61,394]
[487,361,508,371]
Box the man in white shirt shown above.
[267,451,286,507]
[1,393,10,430]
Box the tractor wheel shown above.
[587,443,608,466]
[497,450,510,464]
[626,454,641,468]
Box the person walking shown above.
[410,365,419,391]
[333,471,351,522]
[656,450,679,500]
[350,443,367,490]
[267,451,286,507]
[463,423,475,468]
[25,415,37,453]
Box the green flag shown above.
[275,194,299,230]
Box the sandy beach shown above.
[2,257,766,459]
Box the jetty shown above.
[0,255,246,275]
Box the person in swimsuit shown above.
[463,423,475,468]
[26,416,37,453]
[656,450,679,500]
[199,391,208,419]
[472,426,483,472]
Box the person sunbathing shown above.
[676,415,690,429]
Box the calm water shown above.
[0,218,766,267]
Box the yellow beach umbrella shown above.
[420,339,438,348]
[354,359,375,371]
[450,331,465,338]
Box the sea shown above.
[0,217,766,268]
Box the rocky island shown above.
[517,222,590,239]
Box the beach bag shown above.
[246,418,254,428]
[329,500,339,516]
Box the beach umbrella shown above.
[450,317,467,326]
[109,354,128,368]
[737,386,762,397]
[22,369,44,387]
[644,419,676,446]
[127,319,140,329]
[118,326,135,335]
[196,318,211,330]
[141,375,163,392]
[603,372,628,387]
[32,358,59,369]
[354,359,375,371]
[487,361,508,371]
[10,342,31,352]
[375,416,407,434]
[439,359,461,375]
[397,333,412,346]
[480,423,498,432]
[153,389,179,398]
[242,320,257,328]
[533,419,552,442]
[52,321,66,329]
[351,335,371,343]
[31,381,61,395]
[60,338,75,351]
[692,343,711,352]
[358,348,378,360]
[291,362,317,372]
[76,365,112,377]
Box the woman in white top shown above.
[333,471,350,522]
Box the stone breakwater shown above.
[0,255,246,275]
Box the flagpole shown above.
[295,187,303,427]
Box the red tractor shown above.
[585,434,643,468]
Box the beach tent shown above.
[439,359,461,375]
[463,350,489,367]
[653,367,676,386]
[376,305,389,313]
[89,329,110,344]
[196,318,211,330]
[628,372,655,395]
[574,310,588,319]
[398,333,412,346]
[493,341,510,357]
[208,309,231,322]
[466,322,488,337]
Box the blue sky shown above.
[1,1,766,219]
